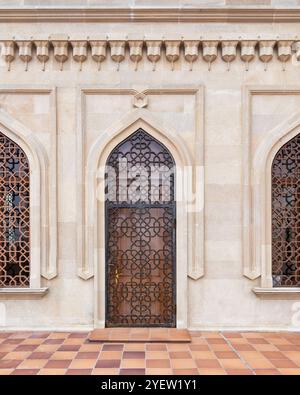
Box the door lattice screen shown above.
[105,129,176,327]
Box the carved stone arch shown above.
[0,109,56,288]
[83,111,201,328]
[250,112,300,287]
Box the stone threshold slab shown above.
[88,328,191,343]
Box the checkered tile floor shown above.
[0,331,300,375]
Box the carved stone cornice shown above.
[1,8,300,23]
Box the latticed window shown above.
[272,134,300,287]
[0,131,30,287]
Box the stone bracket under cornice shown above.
[1,38,299,72]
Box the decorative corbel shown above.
[71,40,88,71]
[259,40,276,71]
[240,40,257,71]
[34,40,49,71]
[128,40,143,71]
[183,40,200,71]
[109,40,126,71]
[221,40,238,71]
[292,40,300,60]
[146,40,162,71]
[277,40,293,71]
[202,40,218,71]
[1,40,15,71]
[90,40,107,70]
[165,40,181,71]
[16,40,32,71]
[51,40,69,71]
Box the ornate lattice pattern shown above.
[0,131,30,287]
[105,129,176,327]
[272,134,300,287]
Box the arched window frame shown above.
[249,116,300,297]
[0,111,52,296]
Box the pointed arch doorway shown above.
[105,128,176,327]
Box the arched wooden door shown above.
[105,129,176,327]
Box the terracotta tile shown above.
[146,359,170,368]
[146,344,167,351]
[0,369,14,375]
[0,359,22,369]
[18,359,48,369]
[76,352,99,359]
[190,351,216,359]
[276,345,299,351]
[248,338,269,344]
[2,351,31,360]
[0,333,12,338]
[30,332,50,339]
[215,351,238,359]
[189,344,210,351]
[79,344,102,352]
[11,369,39,375]
[43,339,64,345]
[22,339,44,345]
[207,338,227,344]
[39,369,67,375]
[119,368,145,375]
[123,343,145,351]
[254,369,280,375]
[99,351,122,359]
[146,368,173,375]
[262,351,287,359]
[48,333,69,339]
[146,351,169,359]
[68,333,88,339]
[270,359,298,368]
[223,333,243,338]
[44,360,72,369]
[102,344,123,351]
[209,344,232,351]
[66,369,91,375]
[198,368,227,375]
[2,339,23,345]
[231,344,255,351]
[92,368,120,375]
[173,369,199,375]
[34,345,60,353]
[63,338,85,345]
[58,345,81,352]
[226,369,253,375]
[123,351,145,359]
[196,359,221,369]
[220,359,247,369]
[239,351,264,360]
[171,359,197,369]
[69,359,96,369]
[254,344,279,352]
[15,345,38,352]
[95,359,121,368]
[167,344,190,351]
[28,352,53,359]
[169,351,191,359]
[50,351,77,360]
[121,359,145,368]
[278,368,300,375]
[0,345,17,352]
[247,358,276,369]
